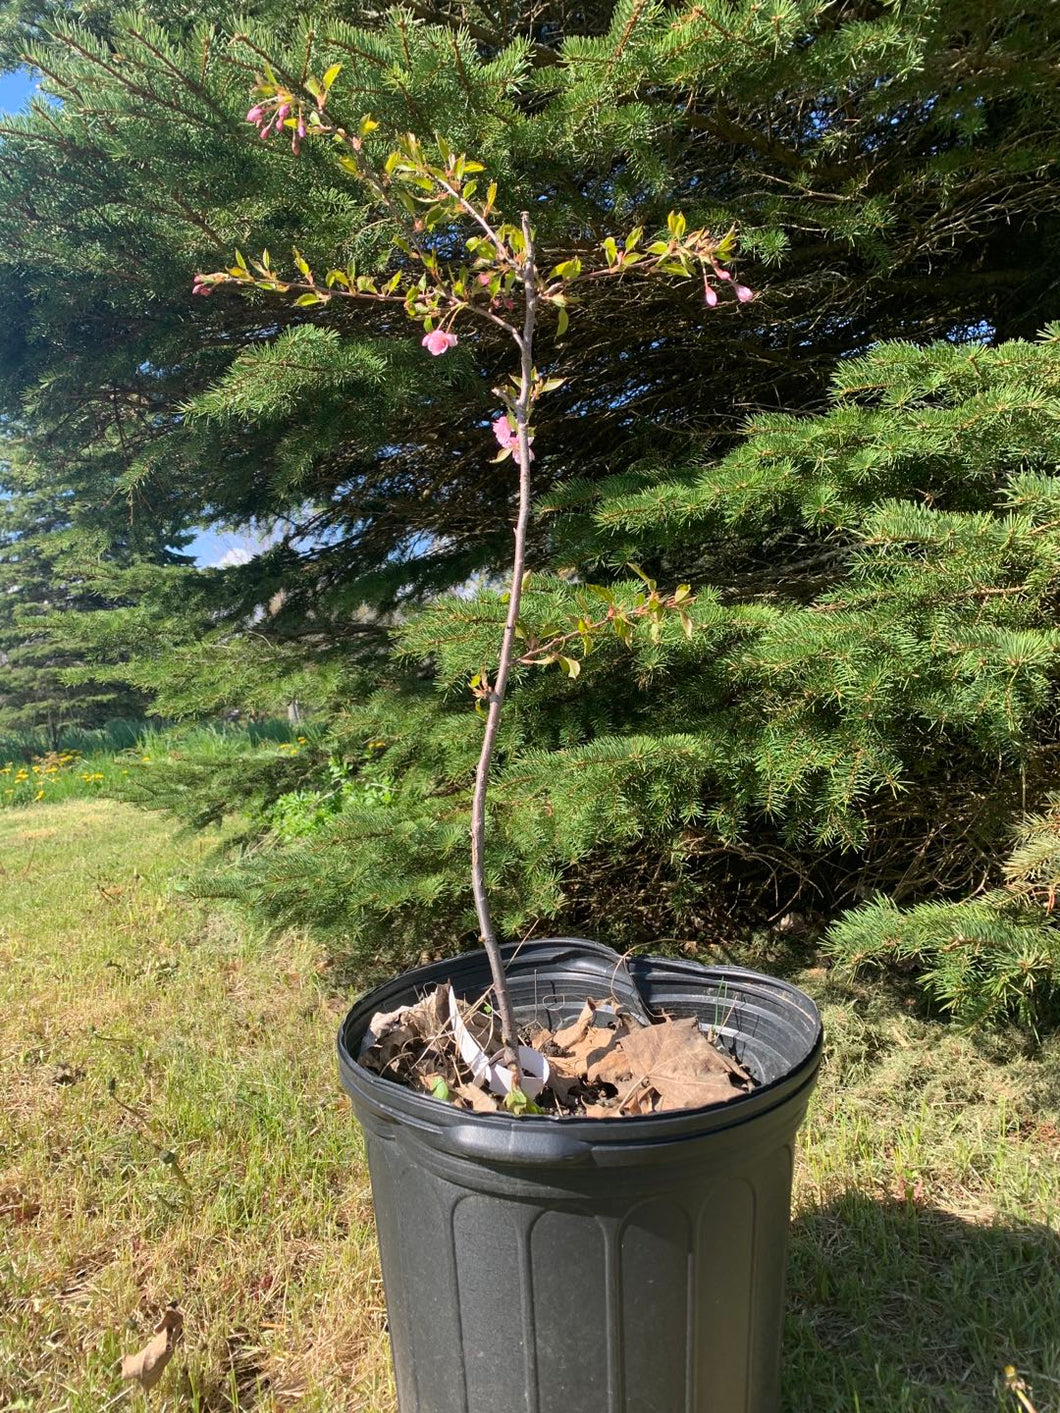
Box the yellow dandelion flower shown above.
[34,789,44,801]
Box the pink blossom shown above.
[703,282,718,307]
[493,415,516,449]
[191,278,213,297]
[478,272,492,286]
[492,413,534,464]
[421,329,458,356]
[246,105,264,124]
[297,117,307,139]
[735,284,755,303]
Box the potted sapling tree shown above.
[196,61,823,1413]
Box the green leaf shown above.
[431,1077,450,1101]
[293,291,323,306]
[504,1087,544,1116]
[322,63,342,91]
[673,584,692,602]
[556,305,569,337]
[550,257,582,280]
[292,247,311,279]
[667,210,687,240]
[559,655,581,679]
[602,236,619,266]
[586,584,615,604]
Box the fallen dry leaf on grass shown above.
[120,1304,183,1391]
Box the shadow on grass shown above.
[785,1192,1060,1412]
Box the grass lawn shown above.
[1,800,1058,1411]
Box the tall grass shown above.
[0,718,302,811]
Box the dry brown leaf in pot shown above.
[120,1304,183,1391]
[453,1081,501,1113]
[615,1017,751,1112]
[553,999,597,1050]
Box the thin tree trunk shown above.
[468,212,537,1077]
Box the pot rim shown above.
[338,937,823,1149]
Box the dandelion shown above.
[34,790,44,801]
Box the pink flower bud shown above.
[421,329,459,356]
[297,117,306,139]
[246,105,264,124]
[275,103,291,125]
[703,282,718,307]
[735,284,755,303]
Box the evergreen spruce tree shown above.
[194,326,1060,1022]
[2,1,1060,1023]
[0,437,173,743]
[1,0,1057,629]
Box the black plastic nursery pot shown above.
[338,938,823,1413]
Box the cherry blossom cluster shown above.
[246,95,308,153]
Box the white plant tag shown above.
[447,986,549,1099]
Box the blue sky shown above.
[0,69,36,114]
[2,67,234,566]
